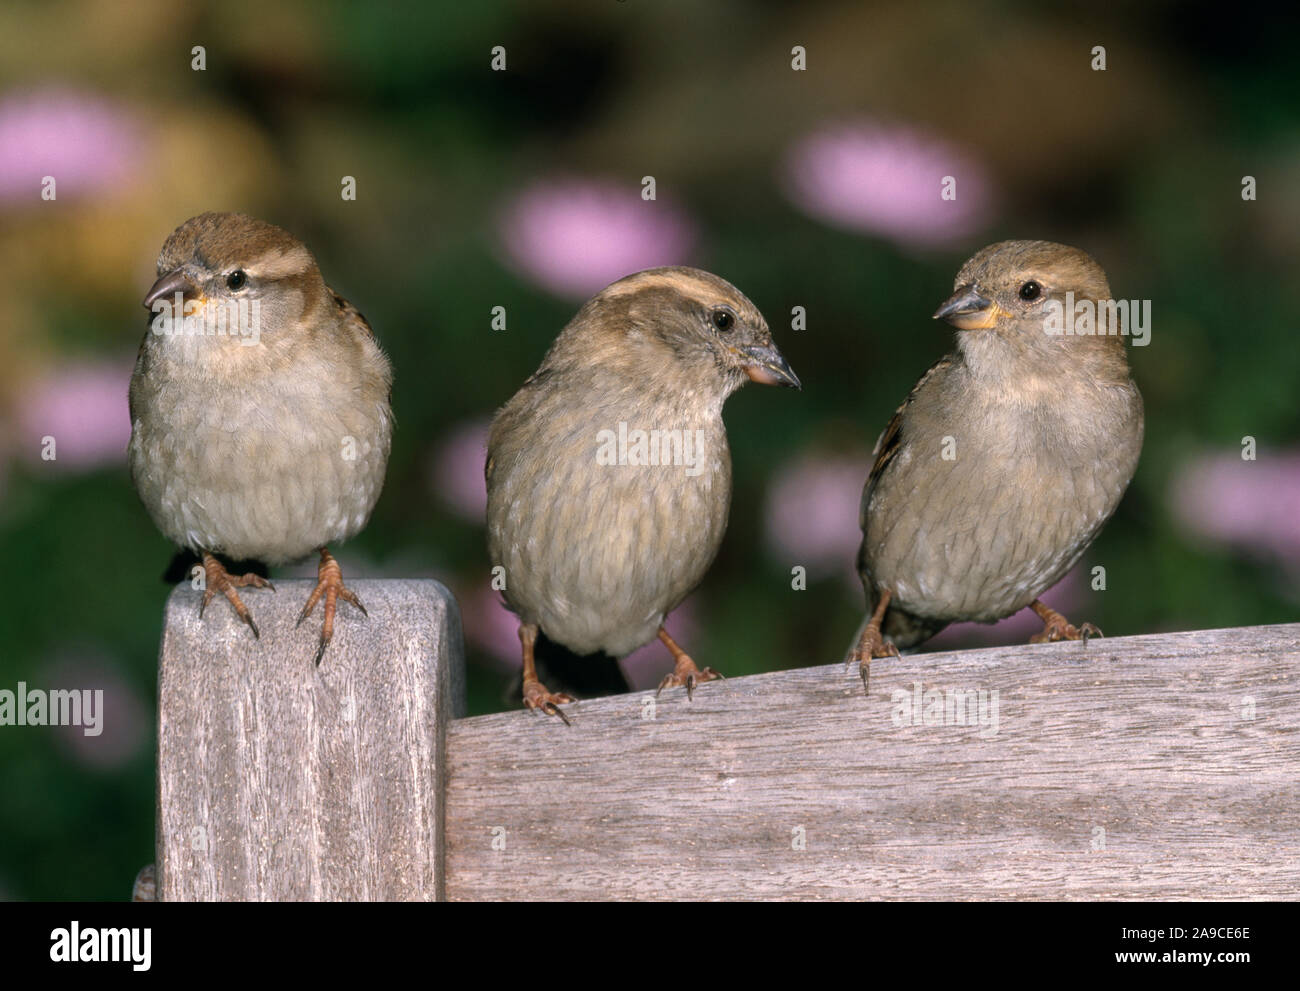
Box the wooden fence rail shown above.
[156,582,1300,900]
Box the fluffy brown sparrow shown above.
[487,266,799,721]
[129,212,393,664]
[850,240,1144,688]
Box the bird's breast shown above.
[488,409,732,657]
[863,379,1141,622]
[128,339,392,564]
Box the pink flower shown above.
[1170,450,1300,562]
[0,89,142,202]
[460,584,522,671]
[44,653,149,771]
[497,177,696,298]
[429,419,490,523]
[18,359,134,470]
[763,453,867,582]
[781,120,992,249]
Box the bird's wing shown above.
[518,365,555,391]
[127,353,143,425]
[327,285,395,412]
[327,286,377,341]
[127,329,156,427]
[859,354,953,532]
[486,365,556,488]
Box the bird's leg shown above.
[519,622,573,724]
[297,547,367,666]
[850,588,899,693]
[654,626,723,700]
[1029,599,1101,644]
[197,552,274,638]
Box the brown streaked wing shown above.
[329,286,376,340]
[859,354,953,532]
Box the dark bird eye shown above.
[711,308,735,332]
[226,270,247,291]
[1018,280,1041,301]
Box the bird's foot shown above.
[522,678,574,725]
[849,588,898,693]
[1029,600,1101,644]
[297,548,366,666]
[198,553,274,638]
[1030,619,1101,643]
[655,653,724,700]
[849,627,899,694]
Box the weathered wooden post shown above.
[156,579,464,900]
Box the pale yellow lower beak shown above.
[933,285,1007,330]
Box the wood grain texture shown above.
[445,624,1300,900]
[157,579,464,901]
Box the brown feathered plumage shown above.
[487,266,799,721]
[850,240,1144,686]
[129,212,393,663]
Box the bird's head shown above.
[933,240,1130,378]
[142,212,329,344]
[576,266,800,398]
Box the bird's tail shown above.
[845,596,947,662]
[507,630,631,704]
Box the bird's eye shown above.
[226,270,247,291]
[711,307,735,332]
[1018,280,1041,301]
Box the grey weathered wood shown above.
[157,579,465,901]
[445,623,1300,900]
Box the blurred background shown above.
[1,0,1297,899]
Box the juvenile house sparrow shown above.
[850,240,1143,688]
[129,212,393,664]
[487,266,799,722]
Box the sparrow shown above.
[850,240,1144,688]
[486,266,800,722]
[129,212,393,664]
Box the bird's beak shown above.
[738,343,801,389]
[142,269,197,309]
[933,284,1004,330]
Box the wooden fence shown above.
[154,581,1300,900]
